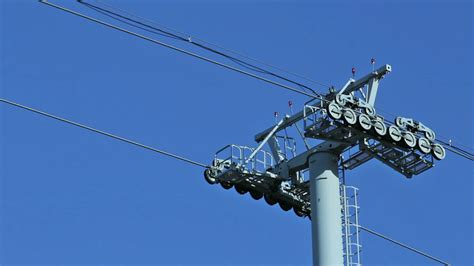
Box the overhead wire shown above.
[39,0,319,99]
[76,3,183,41]
[0,98,209,168]
[89,0,332,89]
[78,1,281,76]
[437,139,474,161]
[77,0,324,96]
[357,224,450,266]
[436,135,473,153]
[79,2,271,76]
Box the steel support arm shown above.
[245,119,284,165]
[255,64,391,142]
[339,64,391,96]
[367,77,380,107]
[256,109,310,143]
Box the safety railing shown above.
[214,144,274,174]
[276,135,297,160]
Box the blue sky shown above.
[1,0,473,265]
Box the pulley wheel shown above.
[358,114,372,131]
[373,120,387,136]
[327,102,342,120]
[234,184,248,195]
[343,109,357,125]
[424,130,436,141]
[402,131,417,148]
[220,182,233,190]
[431,143,446,160]
[249,190,263,200]
[365,106,376,117]
[264,194,277,206]
[204,169,218,185]
[279,201,292,212]
[395,117,404,128]
[335,94,346,106]
[417,137,432,154]
[388,125,402,142]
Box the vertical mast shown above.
[309,151,344,266]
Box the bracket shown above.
[395,117,436,141]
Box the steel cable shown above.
[0,98,209,168]
[357,224,450,266]
[39,0,319,99]
[78,0,323,96]
[88,0,332,89]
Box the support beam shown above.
[342,64,391,96]
[244,119,284,165]
[367,77,379,107]
[268,136,286,163]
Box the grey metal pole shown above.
[309,151,344,266]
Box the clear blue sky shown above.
[1,0,472,265]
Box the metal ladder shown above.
[340,167,362,266]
